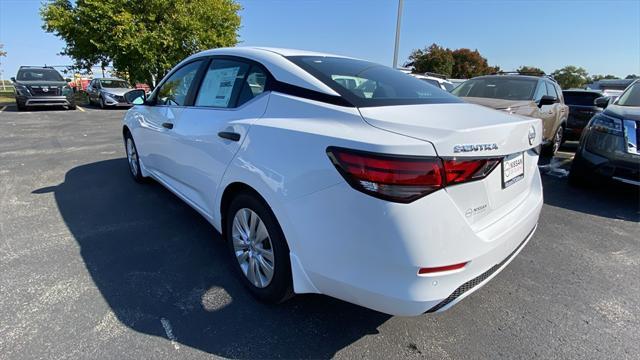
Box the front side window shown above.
[17,68,64,82]
[616,82,640,107]
[545,82,558,98]
[452,77,538,101]
[287,56,460,107]
[156,61,203,106]
[533,81,546,102]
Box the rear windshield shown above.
[100,80,130,88]
[17,68,64,82]
[452,77,538,101]
[287,56,460,107]
[562,91,601,106]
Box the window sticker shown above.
[197,66,241,107]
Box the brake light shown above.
[327,147,502,203]
[443,159,501,185]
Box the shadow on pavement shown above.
[541,173,640,222]
[33,158,389,359]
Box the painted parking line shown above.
[76,106,86,112]
[160,318,180,350]
[0,106,7,112]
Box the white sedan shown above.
[122,47,543,316]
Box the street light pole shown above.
[392,0,404,69]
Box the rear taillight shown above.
[327,147,502,203]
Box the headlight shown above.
[103,92,115,98]
[14,85,30,95]
[589,114,623,136]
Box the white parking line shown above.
[0,106,7,112]
[76,106,86,112]
[160,318,180,350]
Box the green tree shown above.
[590,74,619,82]
[517,66,545,76]
[551,66,589,89]
[451,48,499,79]
[41,0,241,86]
[625,74,639,79]
[407,44,454,76]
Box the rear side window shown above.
[563,92,601,106]
[287,56,460,107]
[195,59,250,108]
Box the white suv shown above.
[122,47,543,316]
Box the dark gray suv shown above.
[569,80,640,186]
[11,66,76,111]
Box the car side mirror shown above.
[538,95,557,108]
[10,77,16,82]
[594,96,609,109]
[124,89,147,105]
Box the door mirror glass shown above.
[124,89,146,105]
[65,78,72,82]
[594,96,610,109]
[10,77,16,82]
[538,95,557,107]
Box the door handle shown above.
[162,122,174,129]
[218,131,241,141]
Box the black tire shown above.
[16,103,27,111]
[68,102,77,110]
[225,192,293,304]
[123,132,145,183]
[542,124,564,157]
[99,96,105,109]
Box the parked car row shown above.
[10,65,136,111]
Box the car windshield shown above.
[616,82,640,107]
[563,91,602,106]
[452,77,538,101]
[17,68,64,82]
[287,56,460,107]
[100,80,130,88]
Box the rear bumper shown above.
[283,162,543,316]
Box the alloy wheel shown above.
[552,127,563,154]
[231,208,275,288]
[126,138,139,177]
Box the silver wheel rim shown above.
[553,127,562,154]
[232,208,275,288]
[126,138,139,177]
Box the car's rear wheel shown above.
[124,132,144,183]
[225,193,293,304]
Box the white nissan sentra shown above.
[121,47,543,316]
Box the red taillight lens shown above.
[327,147,503,203]
[443,159,501,185]
[327,147,444,203]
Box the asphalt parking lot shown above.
[0,104,638,359]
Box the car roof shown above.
[472,74,543,81]
[182,47,364,96]
[563,88,601,93]
[96,78,126,81]
[409,73,452,84]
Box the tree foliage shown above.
[407,43,499,78]
[41,0,241,85]
[0,43,6,68]
[625,74,639,79]
[517,66,545,76]
[590,74,619,82]
[551,66,589,89]
[408,44,454,76]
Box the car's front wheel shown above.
[225,192,293,304]
[99,96,106,109]
[542,124,564,157]
[124,132,144,183]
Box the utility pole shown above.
[392,0,404,69]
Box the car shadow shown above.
[541,174,640,222]
[33,158,389,358]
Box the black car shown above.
[569,80,640,186]
[11,66,76,111]
[562,89,605,141]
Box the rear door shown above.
[165,57,270,215]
